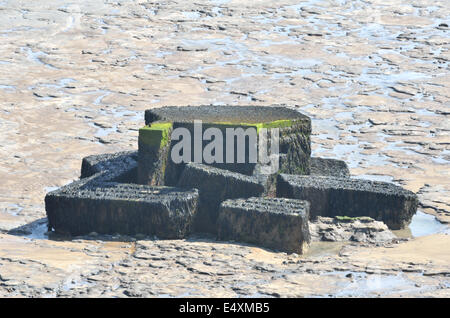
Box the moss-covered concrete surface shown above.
[139,123,172,148]
[138,123,173,185]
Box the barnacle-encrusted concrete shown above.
[310,157,350,178]
[145,105,309,126]
[81,150,138,182]
[177,162,267,234]
[277,174,418,230]
[140,105,311,185]
[46,152,199,238]
[217,197,310,254]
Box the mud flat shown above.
[0,0,449,297]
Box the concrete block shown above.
[217,197,310,254]
[81,150,138,183]
[138,123,172,185]
[177,162,266,234]
[46,151,198,238]
[277,174,418,230]
[139,105,311,185]
[310,157,350,178]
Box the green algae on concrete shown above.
[256,119,294,131]
[138,122,172,148]
[335,216,374,223]
[138,122,173,186]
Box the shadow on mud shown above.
[8,210,448,254]
[6,217,277,253]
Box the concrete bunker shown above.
[45,105,418,254]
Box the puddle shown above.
[311,117,340,135]
[358,70,431,87]
[24,220,48,240]
[431,156,449,165]
[0,84,16,92]
[90,123,116,138]
[181,11,201,20]
[408,211,448,237]
[8,218,49,240]
[110,107,141,121]
[97,18,108,35]
[357,23,392,41]
[329,143,389,168]
[393,210,448,239]
[62,15,75,32]
[93,91,111,105]
[260,56,322,69]
[332,272,424,297]
[4,204,24,216]
[62,277,95,292]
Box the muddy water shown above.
[394,210,449,239]
[332,272,432,297]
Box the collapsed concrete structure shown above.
[45,105,419,254]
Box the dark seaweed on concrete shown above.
[277,174,418,230]
[46,151,198,238]
[177,163,267,234]
[310,157,350,178]
[145,105,310,125]
[217,197,311,254]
